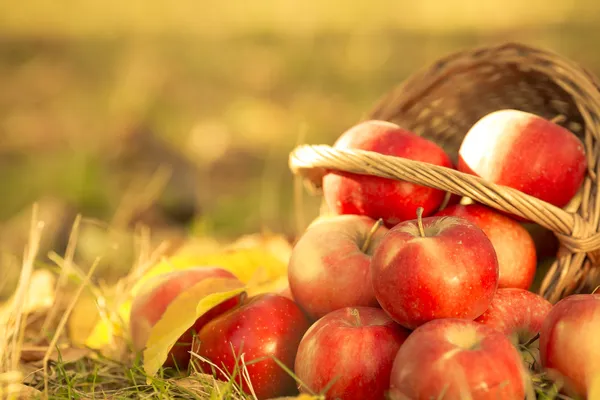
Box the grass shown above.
[0,200,327,400]
[0,204,256,399]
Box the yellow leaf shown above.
[133,247,287,297]
[68,288,131,351]
[227,232,293,264]
[143,277,246,378]
[247,274,289,298]
[68,292,101,346]
[0,269,55,324]
[588,372,600,400]
[81,234,291,351]
[83,300,131,350]
[174,236,223,257]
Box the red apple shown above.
[388,318,527,400]
[435,204,537,290]
[288,214,388,320]
[191,293,311,399]
[458,109,587,212]
[539,293,600,398]
[295,307,411,400]
[476,288,552,340]
[322,120,454,227]
[475,288,552,369]
[129,267,243,370]
[371,210,499,329]
[278,284,294,301]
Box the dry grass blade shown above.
[0,204,45,399]
[41,214,82,335]
[43,256,101,398]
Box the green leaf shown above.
[142,277,246,378]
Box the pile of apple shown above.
[129,110,600,400]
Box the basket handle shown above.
[289,144,600,256]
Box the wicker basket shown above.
[288,42,600,304]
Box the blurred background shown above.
[1,0,600,294]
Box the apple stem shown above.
[522,332,540,348]
[592,285,600,295]
[361,218,384,253]
[350,308,361,326]
[416,207,426,237]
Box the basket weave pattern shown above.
[289,42,600,303]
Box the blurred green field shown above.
[2,1,600,289]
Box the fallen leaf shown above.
[83,301,131,351]
[143,277,246,378]
[0,371,43,400]
[173,236,224,258]
[228,232,293,265]
[588,372,600,400]
[0,370,23,385]
[247,274,289,298]
[20,344,90,365]
[0,269,56,323]
[137,247,287,292]
[81,234,290,352]
[3,383,42,400]
[67,292,102,346]
[26,268,56,313]
[68,287,131,353]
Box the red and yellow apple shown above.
[458,109,587,212]
[435,204,537,290]
[388,318,527,400]
[322,120,454,227]
[539,293,600,398]
[129,267,243,369]
[475,287,552,368]
[294,307,410,400]
[192,293,311,400]
[288,214,388,320]
[371,211,499,330]
[475,287,552,341]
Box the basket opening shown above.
[367,59,587,165]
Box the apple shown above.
[371,209,499,329]
[458,109,587,212]
[388,318,527,400]
[539,293,600,398]
[129,267,243,370]
[475,287,552,369]
[288,214,388,320]
[322,120,454,227]
[278,284,295,301]
[435,204,537,290]
[191,293,311,399]
[294,307,411,400]
[475,287,552,340]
